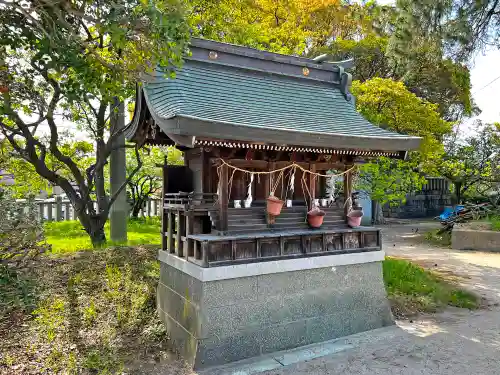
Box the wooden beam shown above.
[344,164,353,217]
[184,213,192,259]
[176,211,184,256]
[161,157,168,251]
[167,211,174,253]
[201,241,209,267]
[309,162,316,206]
[209,158,345,171]
[218,162,229,232]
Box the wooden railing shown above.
[163,192,218,211]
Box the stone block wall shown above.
[383,192,452,219]
[452,228,500,252]
[383,178,452,219]
[157,257,394,369]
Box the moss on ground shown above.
[0,246,172,375]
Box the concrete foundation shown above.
[452,228,500,252]
[157,251,394,369]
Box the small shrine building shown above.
[126,38,421,369]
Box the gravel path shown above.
[259,222,500,375]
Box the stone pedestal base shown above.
[157,250,393,369]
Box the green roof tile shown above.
[143,61,410,139]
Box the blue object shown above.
[439,205,465,221]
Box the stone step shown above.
[227,220,346,233]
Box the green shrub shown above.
[424,229,451,247]
[383,257,479,317]
[489,215,500,231]
[0,195,50,265]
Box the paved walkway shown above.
[257,222,500,375]
[383,222,500,302]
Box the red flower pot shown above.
[307,209,325,228]
[266,196,284,216]
[347,210,363,228]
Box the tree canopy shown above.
[0,0,190,245]
[392,0,500,62]
[352,78,453,165]
[436,122,500,203]
[352,77,453,222]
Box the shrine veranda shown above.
[126,38,421,369]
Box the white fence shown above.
[18,198,162,222]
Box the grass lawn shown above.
[383,257,479,318]
[44,217,161,254]
[489,215,500,231]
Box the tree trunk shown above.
[453,182,462,204]
[87,216,106,247]
[78,211,106,247]
[131,199,143,218]
[371,200,385,225]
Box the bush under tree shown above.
[0,194,50,266]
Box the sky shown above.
[467,48,500,126]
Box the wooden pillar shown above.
[38,203,44,222]
[201,149,211,193]
[47,203,53,221]
[344,164,353,217]
[201,241,209,267]
[218,162,229,233]
[267,161,276,224]
[177,211,184,256]
[161,157,168,251]
[266,161,275,196]
[184,213,192,259]
[309,162,316,207]
[167,211,174,253]
[55,196,63,221]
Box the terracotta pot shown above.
[266,196,284,216]
[307,209,325,228]
[347,210,363,228]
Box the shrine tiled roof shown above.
[127,38,421,154]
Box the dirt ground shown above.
[145,222,500,375]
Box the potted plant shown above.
[267,194,284,216]
[347,209,363,227]
[307,206,325,228]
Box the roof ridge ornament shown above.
[340,71,353,102]
[312,54,354,70]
